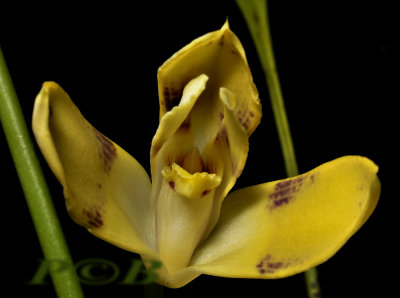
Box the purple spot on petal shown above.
[218,35,224,46]
[267,262,284,269]
[215,126,229,146]
[268,174,309,210]
[179,120,191,130]
[169,181,175,190]
[92,128,116,173]
[273,197,292,208]
[83,207,103,228]
[257,254,290,274]
[163,87,181,111]
[202,189,211,197]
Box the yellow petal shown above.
[150,74,209,208]
[200,87,250,239]
[189,156,380,279]
[155,165,220,275]
[157,21,261,140]
[155,21,262,242]
[32,82,156,256]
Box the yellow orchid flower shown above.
[32,22,380,288]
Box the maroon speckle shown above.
[218,35,224,46]
[201,189,211,197]
[268,175,308,210]
[215,126,229,146]
[92,128,116,173]
[267,262,283,269]
[275,180,293,190]
[273,197,291,208]
[269,188,291,199]
[83,208,103,228]
[163,87,180,111]
[257,254,289,274]
[163,85,186,112]
[169,181,175,190]
[179,119,191,130]
[203,163,216,174]
[237,109,251,132]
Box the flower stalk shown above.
[0,47,84,298]
[236,0,321,296]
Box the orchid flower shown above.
[32,22,380,288]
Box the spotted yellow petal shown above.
[149,74,223,275]
[32,82,156,256]
[188,156,380,280]
[150,74,209,206]
[200,87,251,240]
[154,21,262,243]
[158,21,261,138]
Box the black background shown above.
[1,1,398,297]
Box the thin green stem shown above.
[236,0,298,177]
[305,267,321,298]
[236,0,321,297]
[0,47,84,297]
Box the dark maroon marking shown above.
[268,175,308,210]
[97,183,102,189]
[218,35,224,46]
[257,254,289,274]
[275,180,293,190]
[203,163,216,174]
[215,126,229,146]
[92,128,117,173]
[267,262,283,269]
[273,197,292,208]
[169,181,175,190]
[83,208,103,228]
[269,188,291,199]
[249,111,255,117]
[179,119,191,130]
[163,87,183,112]
[201,189,211,197]
[237,109,251,131]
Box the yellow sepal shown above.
[189,156,380,279]
[32,82,156,256]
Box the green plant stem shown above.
[236,0,298,177]
[0,47,84,298]
[305,267,321,298]
[236,0,321,297]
